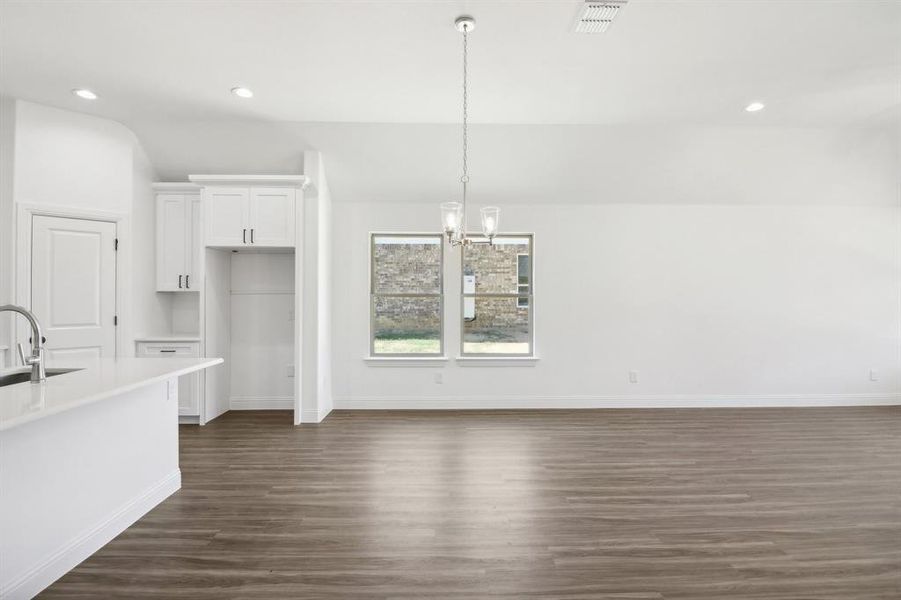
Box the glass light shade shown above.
[480,206,500,237]
[440,202,463,234]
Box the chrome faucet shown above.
[0,305,46,382]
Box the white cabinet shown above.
[204,185,296,247]
[250,187,296,246]
[136,340,202,417]
[205,187,249,246]
[156,190,201,292]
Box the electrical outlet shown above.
[434,372,443,384]
[288,309,294,322]
[869,369,879,382]
[628,370,639,384]
[286,364,295,378]
[166,379,176,401]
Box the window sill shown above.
[365,356,449,367]
[456,356,540,367]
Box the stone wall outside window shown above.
[372,239,530,337]
[372,241,441,335]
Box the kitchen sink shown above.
[0,368,83,387]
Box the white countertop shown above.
[134,335,202,343]
[0,357,223,432]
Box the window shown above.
[370,234,444,356]
[461,235,534,356]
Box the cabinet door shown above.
[205,187,250,246]
[184,194,203,290]
[178,372,200,416]
[156,194,187,291]
[249,187,295,246]
[136,342,201,416]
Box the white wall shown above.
[298,151,333,422]
[131,143,172,347]
[14,101,133,212]
[0,98,16,364]
[331,127,901,408]
[229,252,295,410]
[202,248,230,422]
[317,167,333,417]
[7,100,169,357]
[139,122,900,208]
[170,293,199,335]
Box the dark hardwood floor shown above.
[42,408,900,599]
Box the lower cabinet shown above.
[136,341,202,418]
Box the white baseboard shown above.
[230,396,294,410]
[299,405,333,424]
[334,393,901,410]
[2,470,180,600]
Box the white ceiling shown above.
[2,0,899,126]
[1,1,899,204]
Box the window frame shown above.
[369,233,445,358]
[460,234,535,358]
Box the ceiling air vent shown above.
[573,1,628,34]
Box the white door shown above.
[250,187,295,246]
[205,187,249,246]
[156,194,187,291]
[31,215,117,363]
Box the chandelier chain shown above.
[461,25,469,223]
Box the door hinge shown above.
[114,315,118,326]
[114,238,119,251]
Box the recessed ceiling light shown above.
[745,102,765,112]
[72,88,98,100]
[231,87,253,98]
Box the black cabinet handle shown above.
[178,274,182,289]
[243,228,247,243]
[160,349,176,353]
[185,275,190,289]
[251,229,255,244]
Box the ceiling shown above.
[1,1,899,204]
[2,0,899,126]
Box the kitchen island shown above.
[0,356,223,599]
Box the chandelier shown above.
[440,16,500,247]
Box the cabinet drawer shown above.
[137,342,200,357]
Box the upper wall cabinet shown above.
[154,184,202,292]
[191,176,309,248]
[251,187,296,246]
[205,187,250,246]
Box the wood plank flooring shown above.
[42,408,901,599]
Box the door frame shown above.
[15,203,129,358]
